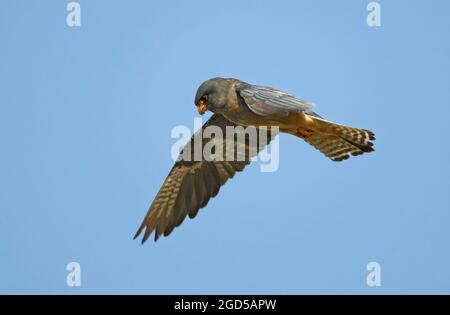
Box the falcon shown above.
[134,77,376,243]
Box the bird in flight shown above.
[134,77,376,243]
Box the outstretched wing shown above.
[134,114,276,243]
[238,84,316,117]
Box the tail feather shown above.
[303,119,376,162]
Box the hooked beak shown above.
[197,101,208,115]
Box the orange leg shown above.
[297,128,314,139]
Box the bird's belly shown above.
[223,111,309,134]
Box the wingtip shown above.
[141,232,150,244]
[133,229,141,241]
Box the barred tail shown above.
[304,119,376,162]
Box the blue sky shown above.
[1,0,449,294]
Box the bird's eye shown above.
[200,95,208,102]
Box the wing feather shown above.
[239,85,315,117]
[134,114,275,243]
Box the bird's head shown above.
[194,77,233,115]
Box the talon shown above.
[297,128,313,139]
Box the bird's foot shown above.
[297,128,314,139]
